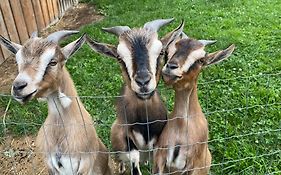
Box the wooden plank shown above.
[21,0,38,36]
[0,45,4,64]
[46,0,55,22]
[62,0,67,14]
[40,0,50,27]
[52,0,59,19]
[9,0,29,43]
[0,0,20,43]
[57,0,64,17]
[0,8,12,59]
[31,0,46,30]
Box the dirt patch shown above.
[42,3,103,35]
[0,135,47,175]
[0,3,103,174]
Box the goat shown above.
[86,19,182,175]
[0,31,112,175]
[153,21,235,175]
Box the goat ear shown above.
[86,35,119,59]
[0,35,22,54]
[161,20,184,49]
[62,34,86,60]
[204,44,235,66]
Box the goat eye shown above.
[49,59,57,66]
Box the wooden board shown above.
[21,0,38,36]
[31,0,46,30]
[52,0,59,19]
[0,8,12,59]
[0,0,20,43]
[9,0,29,43]
[46,0,55,22]
[40,0,50,27]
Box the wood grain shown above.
[9,0,29,43]
[21,0,38,36]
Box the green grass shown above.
[1,0,281,174]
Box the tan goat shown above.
[0,31,112,175]
[153,21,235,175]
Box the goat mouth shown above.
[162,72,182,84]
[14,90,37,103]
[135,91,155,99]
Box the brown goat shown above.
[0,31,112,175]
[86,19,183,175]
[153,21,235,175]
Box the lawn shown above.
[0,0,281,174]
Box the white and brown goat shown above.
[0,31,112,175]
[153,21,235,174]
[86,19,182,174]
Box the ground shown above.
[0,3,103,175]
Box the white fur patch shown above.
[148,137,156,149]
[181,48,205,72]
[148,39,162,76]
[174,152,186,170]
[166,147,175,166]
[35,48,56,82]
[15,71,32,83]
[133,130,145,148]
[129,150,140,164]
[58,92,72,108]
[117,42,134,79]
[166,146,186,170]
[48,154,79,175]
[15,49,24,68]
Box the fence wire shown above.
[0,71,280,175]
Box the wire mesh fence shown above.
[0,71,280,174]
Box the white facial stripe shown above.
[15,71,32,83]
[148,39,162,76]
[181,48,205,72]
[117,42,134,78]
[15,49,24,69]
[35,48,56,82]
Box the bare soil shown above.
[0,3,103,174]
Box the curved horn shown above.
[47,30,79,43]
[199,40,217,46]
[102,26,131,36]
[144,18,174,32]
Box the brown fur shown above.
[9,36,113,174]
[110,29,167,173]
[153,42,211,175]
[36,67,112,174]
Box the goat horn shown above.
[143,18,174,32]
[199,40,217,46]
[102,26,131,36]
[47,30,79,43]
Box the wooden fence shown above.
[0,0,79,64]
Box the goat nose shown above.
[13,81,28,91]
[166,63,179,70]
[135,75,151,87]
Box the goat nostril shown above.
[135,76,151,86]
[13,81,28,91]
[167,63,179,70]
